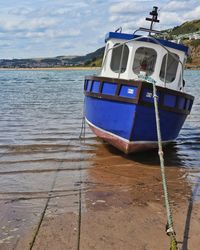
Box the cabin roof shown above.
[105,32,189,55]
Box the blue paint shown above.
[86,80,92,92]
[85,96,136,140]
[119,85,137,99]
[85,96,187,143]
[141,88,161,103]
[105,32,189,55]
[132,105,187,141]
[142,89,153,103]
[102,82,117,95]
[177,97,185,109]
[84,79,193,149]
[105,32,139,42]
[185,99,191,111]
[163,94,176,108]
[91,81,100,93]
[188,99,193,111]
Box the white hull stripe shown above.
[85,118,173,145]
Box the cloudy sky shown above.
[0,0,199,59]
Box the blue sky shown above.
[0,0,199,59]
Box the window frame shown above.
[132,46,157,76]
[159,52,180,84]
[110,43,129,73]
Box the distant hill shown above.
[168,19,200,68]
[168,19,200,36]
[70,47,105,66]
[0,47,105,68]
[184,39,200,67]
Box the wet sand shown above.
[0,142,200,250]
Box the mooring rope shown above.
[77,98,87,249]
[152,82,178,250]
[79,99,86,140]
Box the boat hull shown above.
[84,76,194,154]
[86,118,171,153]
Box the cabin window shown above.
[110,43,129,73]
[132,47,157,76]
[160,53,179,83]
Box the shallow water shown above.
[0,69,199,247]
[0,69,199,195]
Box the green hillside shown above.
[170,19,200,36]
[84,56,103,67]
[71,47,105,66]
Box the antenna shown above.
[146,6,160,35]
[133,6,161,36]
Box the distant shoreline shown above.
[185,64,200,70]
[0,66,199,71]
[0,67,101,71]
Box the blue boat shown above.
[84,7,194,153]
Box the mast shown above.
[146,6,160,35]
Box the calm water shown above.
[0,69,199,246]
[0,70,97,198]
[0,69,199,171]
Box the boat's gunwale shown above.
[84,75,194,115]
[85,75,194,100]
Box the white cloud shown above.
[184,6,200,20]
[9,7,34,16]
[109,0,200,31]
[0,17,59,32]
[110,1,150,15]
[24,18,59,30]
[0,0,199,58]
[15,28,80,40]
[159,12,184,28]
[165,1,189,11]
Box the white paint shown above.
[86,118,173,145]
[128,88,134,94]
[100,38,186,91]
[146,92,153,98]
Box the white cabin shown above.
[100,32,189,91]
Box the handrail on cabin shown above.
[133,27,163,35]
[101,35,184,91]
